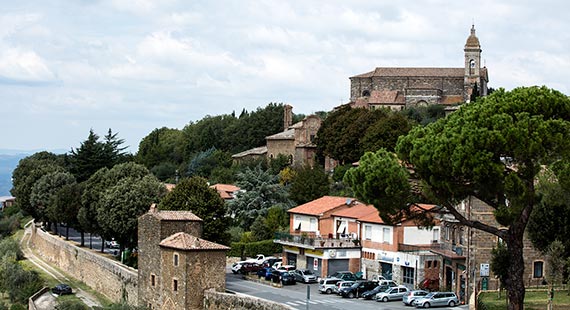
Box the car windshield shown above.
[303,270,314,275]
[424,292,435,298]
[350,283,360,288]
[372,286,382,293]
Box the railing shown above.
[398,242,466,256]
[274,232,361,249]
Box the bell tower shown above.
[464,25,482,101]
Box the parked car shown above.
[231,261,247,274]
[339,281,377,298]
[377,279,398,287]
[261,257,281,268]
[403,290,429,306]
[263,267,275,281]
[52,283,72,295]
[105,239,119,249]
[271,270,296,285]
[238,262,261,274]
[375,286,409,302]
[318,278,341,294]
[257,267,273,279]
[277,265,296,271]
[361,284,395,300]
[413,291,459,308]
[246,254,267,264]
[292,269,317,283]
[334,280,355,294]
[328,271,357,281]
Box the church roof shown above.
[231,146,267,158]
[266,128,295,140]
[351,67,465,78]
[159,232,229,251]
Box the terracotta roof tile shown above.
[332,203,378,219]
[159,232,229,251]
[352,67,466,78]
[151,210,203,222]
[210,184,240,192]
[357,209,385,224]
[288,196,354,216]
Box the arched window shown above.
[362,90,371,97]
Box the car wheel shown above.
[348,292,355,298]
[449,301,456,307]
[423,302,431,308]
[383,296,388,302]
[326,288,332,294]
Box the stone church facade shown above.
[349,26,489,111]
[138,205,229,310]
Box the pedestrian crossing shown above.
[284,298,352,307]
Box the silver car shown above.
[413,292,459,308]
[318,278,341,294]
[335,280,355,294]
[375,286,409,302]
[403,290,429,306]
[292,269,317,283]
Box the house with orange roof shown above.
[209,184,241,200]
[275,196,444,284]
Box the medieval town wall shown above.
[29,225,138,305]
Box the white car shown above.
[231,261,247,274]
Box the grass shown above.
[479,290,570,310]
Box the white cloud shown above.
[0,47,55,82]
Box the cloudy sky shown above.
[2,0,569,153]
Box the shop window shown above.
[402,266,414,285]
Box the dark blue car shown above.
[257,267,275,281]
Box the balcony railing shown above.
[398,242,465,256]
[274,232,361,249]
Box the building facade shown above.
[349,26,489,111]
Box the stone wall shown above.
[29,225,138,305]
[203,289,290,310]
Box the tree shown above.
[345,87,570,310]
[491,241,510,297]
[96,164,166,252]
[250,215,271,241]
[69,129,106,182]
[51,183,84,243]
[230,165,294,230]
[137,127,184,169]
[102,128,129,166]
[289,165,330,205]
[360,111,412,153]
[29,171,76,228]
[11,152,66,219]
[159,177,230,245]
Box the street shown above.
[226,270,469,310]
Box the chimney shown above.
[284,104,293,129]
[149,203,157,213]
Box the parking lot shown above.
[225,268,469,310]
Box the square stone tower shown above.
[138,205,229,310]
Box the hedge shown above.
[227,240,282,259]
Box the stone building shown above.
[435,197,546,303]
[349,25,489,111]
[138,205,229,310]
[232,105,322,167]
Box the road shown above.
[226,270,469,310]
[56,225,120,256]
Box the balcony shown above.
[398,242,466,259]
[274,232,361,249]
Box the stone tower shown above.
[284,104,293,129]
[138,205,229,310]
[464,25,482,101]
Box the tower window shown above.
[533,261,544,278]
[173,253,179,267]
[173,279,178,292]
[362,90,370,97]
[150,274,156,287]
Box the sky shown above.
[1,0,569,153]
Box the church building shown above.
[349,25,489,111]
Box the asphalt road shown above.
[226,269,469,310]
[56,225,120,256]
